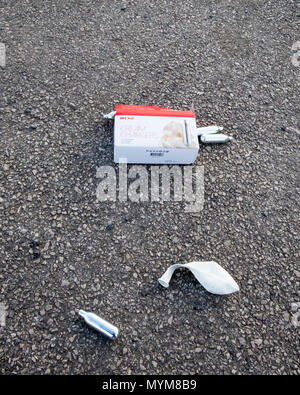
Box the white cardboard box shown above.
[113,105,199,164]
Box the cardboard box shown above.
[113,105,199,164]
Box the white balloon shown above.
[158,261,239,295]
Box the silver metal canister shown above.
[196,125,223,136]
[79,310,120,339]
[200,134,233,144]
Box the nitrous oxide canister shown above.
[200,134,233,144]
[79,310,119,339]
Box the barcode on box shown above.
[150,153,164,157]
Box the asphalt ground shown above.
[0,0,299,374]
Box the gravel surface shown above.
[0,0,299,375]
